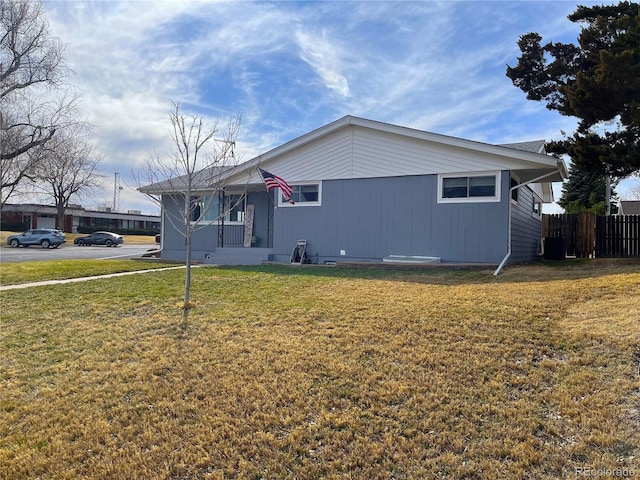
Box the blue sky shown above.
[42,0,637,214]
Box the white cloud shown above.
[35,0,626,215]
[295,30,351,98]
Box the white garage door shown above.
[36,216,56,229]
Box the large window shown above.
[438,172,501,203]
[279,183,322,206]
[190,194,245,223]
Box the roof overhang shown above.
[139,115,570,197]
[138,166,234,195]
[512,167,565,184]
[512,156,568,203]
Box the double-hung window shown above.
[279,182,322,206]
[438,172,501,203]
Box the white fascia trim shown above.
[437,171,502,204]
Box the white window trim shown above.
[531,190,544,219]
[278,181,323,207]
[437,171,502,204]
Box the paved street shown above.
[0,243,159,263]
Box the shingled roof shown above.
[619,200,640,215]
[499,140,546,154]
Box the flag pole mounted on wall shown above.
[257,168,295,204]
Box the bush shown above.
[1,221,28,232]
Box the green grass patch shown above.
[1,261,638,479]
[0,259,177,286]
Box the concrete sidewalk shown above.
[0,266,190,291]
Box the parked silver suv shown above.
[7,229,66,248]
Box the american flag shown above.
[257,168,294,204]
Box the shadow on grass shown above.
[206,257,640,286]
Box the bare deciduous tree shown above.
[0,0,79,207]
[29,125,104,229]
[621,174,640,201]
[137,103,241,325]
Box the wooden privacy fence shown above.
[542,214,640,258]
[596,215,640,258]
[542,214,595,258]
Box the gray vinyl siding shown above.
[246,191,272,248]
[510,184,543,263]
[271,174,509,264]
[160,194,185,262]
[159,194,218,261]
[159,174,545,265]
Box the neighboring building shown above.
[619,200,640,215]
[1,203,160,233]
[140,116,568,266]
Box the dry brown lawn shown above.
[0,260,638,479]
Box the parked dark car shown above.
[7,229,66,248]
[74,231,124,247]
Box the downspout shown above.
[145,202,165,258]
[160,202,165,250]
[493,169,563,276]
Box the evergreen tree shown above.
[507,2,639,210]
[558,163,618,214]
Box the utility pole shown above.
[113,172,123,212]
[605,174,611,216]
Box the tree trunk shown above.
[56,204,66,231]
[184,232,192,307]
[183,197,192,329]
[183,240,192,328]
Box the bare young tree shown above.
[137,102,241,325]
[621,174,640,201]
[0,0,78,207]
[29,125,104,229]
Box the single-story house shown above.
[139,116,568,270]
[1,203,160,233]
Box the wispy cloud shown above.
[295,30,351,97]
[41,0,621,213]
